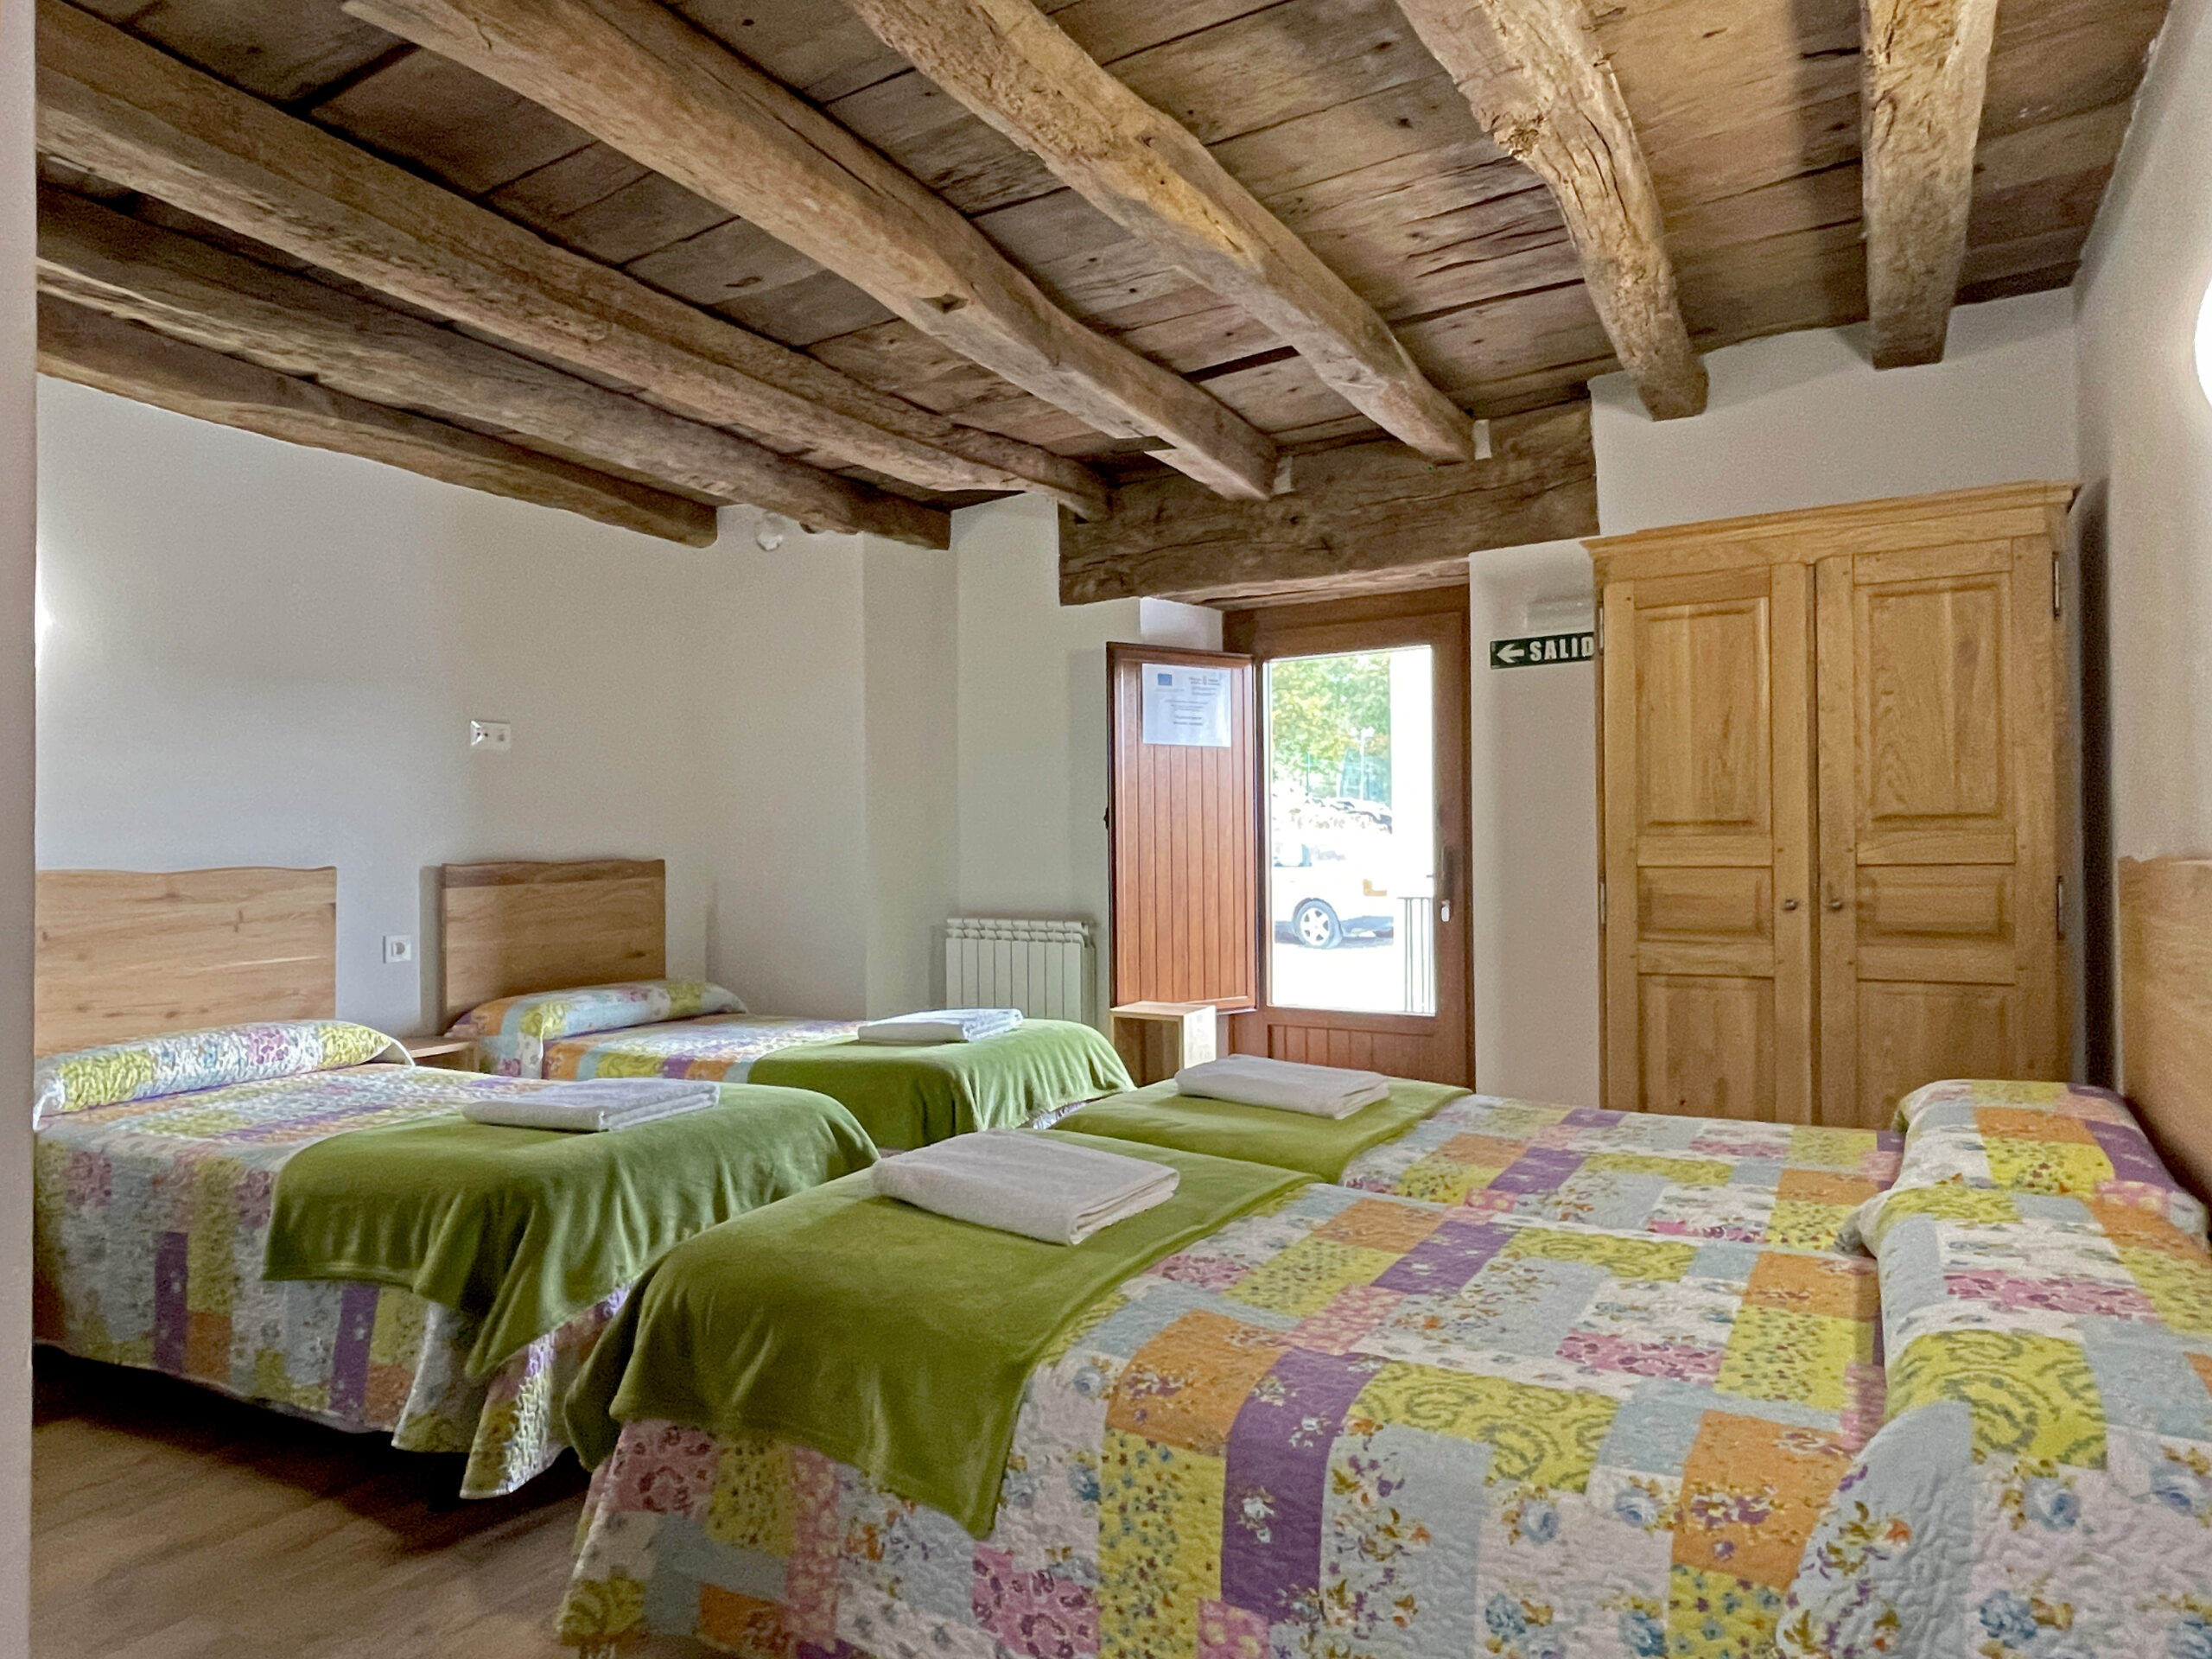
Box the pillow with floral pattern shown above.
[1882,1078,2208,1243]
[32,1020,406,1127]
[445,980,745,1077]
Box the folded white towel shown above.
[1174,1055,1391,1120]
[460,1078,721,1133]
[856,1007,1025,1045]
[871,1129,1178,1245]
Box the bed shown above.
[437,859,1133,1147]
[29,866,875,1497]
[1062,1080,1904,1254]
[550,858,2212,1658]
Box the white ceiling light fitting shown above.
[2197,275,2212,410]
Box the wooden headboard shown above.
[34,866,338,1055]
[2119,856,2212,1203]
[439,859,666,1024]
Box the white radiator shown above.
[944,918,1092,1021]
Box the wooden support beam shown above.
[1062,403,1597,607]
[33,0,1104,519]
[35,186,948,550]
[836,0,1480,464]
[1860,0,2001,369]
[37,294,718,546]
[345,0,1279,499]
[1394,0,1707,421]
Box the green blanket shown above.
[564,1130,1305,1535]
[749,1019,1132,1148]
[264,1084,876,1379]
[1058,1076,1468,1180]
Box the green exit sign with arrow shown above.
[1489,631,1595,669]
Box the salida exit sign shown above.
[1488,631,1595,669]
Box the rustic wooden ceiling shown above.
[35,0,2164,530]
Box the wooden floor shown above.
[33,1349,604,1658]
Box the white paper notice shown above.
[1141,663,1232,747]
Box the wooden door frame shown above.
[1222,584,1476,1083]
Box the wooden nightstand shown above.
[1109,1001,1217,1087]
[400,1036,479,1071]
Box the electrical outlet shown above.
[468,719,512,753]
[383,934,414,964]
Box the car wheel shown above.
[1293,899,1342,950]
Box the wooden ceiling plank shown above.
[344,0,1279,499]
[1859,0,2003,369]
[37,292,719,545]
[35,0,1106,517]
[1061,401,1596,605]
[838,0,1482,462]
[35,184,950,545]
[1393,0,1707,421]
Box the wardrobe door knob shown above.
[1781,898,1800,912]
[1825,895,1847,912]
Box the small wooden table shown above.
[400,1035,479,1071]
[1109,1001,1217,1088]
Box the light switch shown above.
[383,935,414,964]
[468,719,512,753]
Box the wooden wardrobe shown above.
[1586,483,2075,1130]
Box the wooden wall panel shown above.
[35,866,337,1054]
[439,858,665,1023]
[2118,857,2212,1203]
[1108,645,1257,1010]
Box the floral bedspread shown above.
[561,1184,1884,1657]
[35,1065,618,1496]
[1338,1096,1904,1254]
[542,1014,862,1083]
[1889,1078,2209,1241]
[1782,1183,2212,1658]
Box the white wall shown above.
[34,383,955,1033]
[2076,0,2212,862]
[1,0,36,1643]
[951,493,1217,1021]
[1592,288,2079,534]
[861,536,957,1016]
[1467,543,1599,1104]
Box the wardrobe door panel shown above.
[1602,563,1812,1121]
[1640,975,1775,1120]
[1817,537,2063,1127]
[1855,982,2018,1125]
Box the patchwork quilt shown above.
[542,1014,863,1083]
[560,1184,1885,1657]
[35,1065,627,1496]
[1338,1096,1904,1254]
[1889,1078,2210,1241]
[1782,1182,2212,1658]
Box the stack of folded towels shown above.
[872,1130,1179,1245]
[1174,1054,1390,1119]
[856,1007,1024,1045]
[460,1077,721,1133]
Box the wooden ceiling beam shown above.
[344,0,1279,499]
[836,0,1482,464]
[1393,0,1707,421]
[34,0,1103,521]
[38,294,720,546]
[35,185,949,550]
[1061,403,1597,607]
[1860,0,2001,368]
